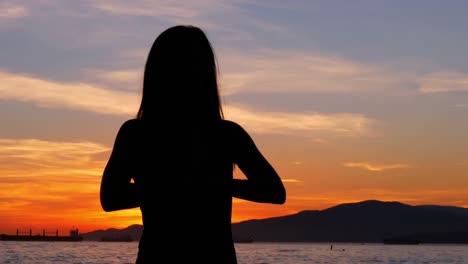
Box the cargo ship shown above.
[0,228,83,242]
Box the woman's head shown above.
[137,25,223,122]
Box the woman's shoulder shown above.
[117,118,142,136]
[120,118,141,129]
[219,119,243,130]
[219,119,250,138]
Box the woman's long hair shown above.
[137,25,224,122]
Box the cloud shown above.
[218,50,468,96]
[454,103,468,108]
[312,138,329,144]
[419,71,468,93]
[218,49,411,95]
[0,2,27,19]
[0,138,110,181]
[2,2,466,98]
[0,137,108,224]
[94,70,142,84]
[90,0,286,34]
[90,0,232,31]
[343,162,412,172]
[86,69,143,91]
[225,105,377,137]
[282,179,301,183]
[0,70,139,116]
[0,70,377,138]
[92,1,203,17]
[0,137,139,233]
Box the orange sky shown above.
[1,134,467,235]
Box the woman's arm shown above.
[230,122,286,204]
[100,120,141,212]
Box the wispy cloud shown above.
[95,70,142,85]
[219,49,468,96]
[2,1,467,98]
[0,138,109,227]
[286,196,337,202]
[0,2,27,19]
[454,103,468,108]
[282,179,301,183]
[0,137,135,232]
[0,138,110,181]
[343,162,412,172]
[90,0,286,34]
[419,71,468,93]
[90,0,234,31]
[218,49,411,95]
[312,138,329,144]
[0,70,377,138]
[86,69,143,91]
[0,70,139,116]
[93,1,204,18]
[225,105,377,137]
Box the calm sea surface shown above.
[1,241,467,263]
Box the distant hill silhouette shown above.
[82,200,468,243]
[82,224,142,241]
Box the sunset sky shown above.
[1,1,467,236]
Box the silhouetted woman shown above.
[100,25,286,264]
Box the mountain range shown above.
[81,200,468,243]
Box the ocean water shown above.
[1,241,467,264]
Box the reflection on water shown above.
[1,241,467,264]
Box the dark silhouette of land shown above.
[82,200,468,244]
[81,225,142,242]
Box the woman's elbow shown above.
[267,184,286,204]
[100,197,115,212]
[274,187,286,204]
[100,190,118,212]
